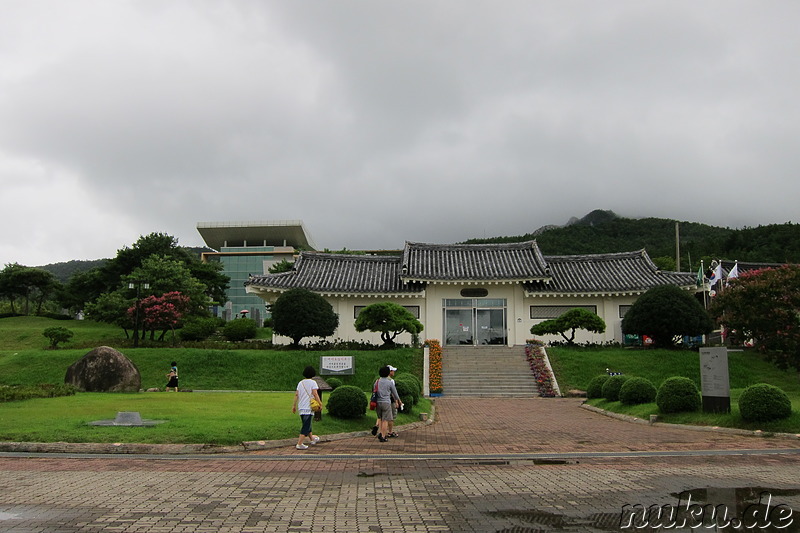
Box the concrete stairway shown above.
[441,345,539,397]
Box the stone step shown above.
[439,345,539,397]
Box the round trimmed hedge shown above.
[738,383,792,422]
[619,377,657,405]
[586,375,609,399]
[326,385,368,419]
[601,375,630,402]
[656,377,700,413]
[397,373,422,395]
[325,377,343,390]
[222,318,257,341]
[394,380,417,413]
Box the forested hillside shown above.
[464,210,800,270]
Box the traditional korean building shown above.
[245,240,699,346]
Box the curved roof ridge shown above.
[301,251,400,262]
[405,239,538,249]
[544,249,648,261]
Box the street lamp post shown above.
[129,280,150,348]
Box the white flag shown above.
[727,262,739,280]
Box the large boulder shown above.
[65,346,141,392]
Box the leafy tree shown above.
[271,288,339,346]
[127,255,211,317]
[354,302,424,347]
[131,291,190,342]
[223,317,258,341]
[651,256,676,272]
[621,285,713,348]
[709,265,800,369]
[0,263,27,313]
[530,307,606,344]
[43,326,74,349]
[58,268,105,315]
[84,292,134,336]
[0,263,61,315]
[268,259,294,274]
[73,232,228,309]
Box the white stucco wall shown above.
[258,287,639,347]
[524,295,639,345]
[268,294,426,346]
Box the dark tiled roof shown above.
[401,241,550,282]
[525,250,697,295]
[245,253,423,295]
[246,243,699,297]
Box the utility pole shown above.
[675,222,680,272]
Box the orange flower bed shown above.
[425,339,443,393]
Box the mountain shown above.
[37,246,214,283]
[38,259,108,284]
[464,210,800,268]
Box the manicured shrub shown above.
[396,373,422,395]
[325,377,343,390]
[222,318,257,342]
[586,375,609,399]
[394,379,417,411]
[738,383,792,422]
[601,375,630,402]
[179,318,219,341]
[42,326,74,348]
[619,377,657,405]
[326,385,368,419]
[656,377,701,413]
[0,384,77,403]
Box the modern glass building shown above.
[196,221,316,322]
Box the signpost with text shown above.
[319,356,355,376]
[699,347,731,413]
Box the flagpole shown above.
[701,259,707,309]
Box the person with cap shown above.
[374,365,401,442]
[371,364,400,436]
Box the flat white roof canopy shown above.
[196,220,317,251]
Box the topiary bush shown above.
[586,375,610,399]
[601,375,630,402]
[326,385,368,419]
[394,379,417,412]
[619,377,657,405]
[396,373,422,396]
[656,377,701,413]
[738,383,792,422]
[42,326,74,348]
[179,318,219,341]
[325,377,343,390]
[222,318,257,342]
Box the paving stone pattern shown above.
[1,398,800,532]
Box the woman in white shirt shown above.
[292,366,321,450]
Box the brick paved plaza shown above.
[1,398,799,532]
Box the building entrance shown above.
[443,299,507,346]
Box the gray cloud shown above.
[1,1,799,266]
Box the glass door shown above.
[476,308,507,345]
[444,298,507,346]
[445,308,474,345]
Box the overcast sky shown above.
[2,1,799,267]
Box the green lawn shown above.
[0,391,429,445]
[0,316,428,444]
[547,345,800,434]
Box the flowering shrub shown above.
[128,291,190,341]
[425,339,443,393]
[525,341,558,397]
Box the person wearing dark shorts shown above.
[165,361,178,392]
[375,365,400,442]
[292,366,321,450]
